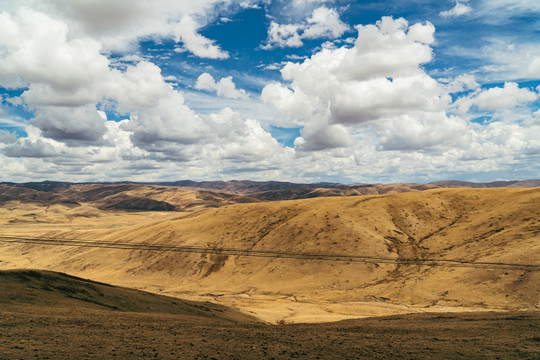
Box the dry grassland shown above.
[1,187,539,324]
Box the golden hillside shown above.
[1,187,539,323]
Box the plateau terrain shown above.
[0,182,538,322]
[0,181,539,358]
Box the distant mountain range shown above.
[0,179,538,212]
[430,179,540,188]
[2,179,539,194]
[0,179,346,194]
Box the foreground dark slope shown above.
[1,270,539,359]
[0,269,257,323]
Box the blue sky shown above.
[0,0,539,183]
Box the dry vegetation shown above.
[1,186,538,324]
[1,184,539,358]
[1,270,538,359]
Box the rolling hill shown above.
[1,187,538,323]
[1,179,537,213]
[431,179,540,188]
[0,181,442,213]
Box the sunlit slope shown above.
[61,184,254,211]
[1,188,539,313]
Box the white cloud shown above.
[262,16,450,151]
[0,4,276,169]
[239,1,261,9]
[292,0,331,6]
[440,1,473,18]
[0,8,114,144]
[263,6,348,49]
[477,39,540,81]
[303,7,349,39]
[173,15,229,59]
[444,74,479,93]
[195,73,249,99]
[0,3,538,184]
[377,113,469,151]
[107,61,173,112]
[530,109,540,126]
[263,22,304,49]
[472,83,538,111]
[0,8,109,92]
[285,54,307,60]
[0,0,235,57]
[454,82,539,113]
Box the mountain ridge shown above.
[1,179,538,213]
[2,178,538,194]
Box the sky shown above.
[0,0,539,184]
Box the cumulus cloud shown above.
[0,8,109,92]
[440,1,472,18]
[195,73,249,99]
[174,15,229,59]
[377,113,469,151]
[0,3,282,170]
[264,22,304,48]
[294,123,353,151]
[0,8,121,144]
[214,114,287,161]
[0,1,299,180]
[0,0,235,57]
[454,82,539,113]
[531,109,540,126]
[0,2,538,183]
[30,105,108,145]
[263,6,349,49]
[3,138,58,158]
[262,14,538,164]
[303,7,350,39]
[262,16,452,151]
[122,96,206,148]
[471,83,538,110]
[445,74,479,93]
[108,61,173,112]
